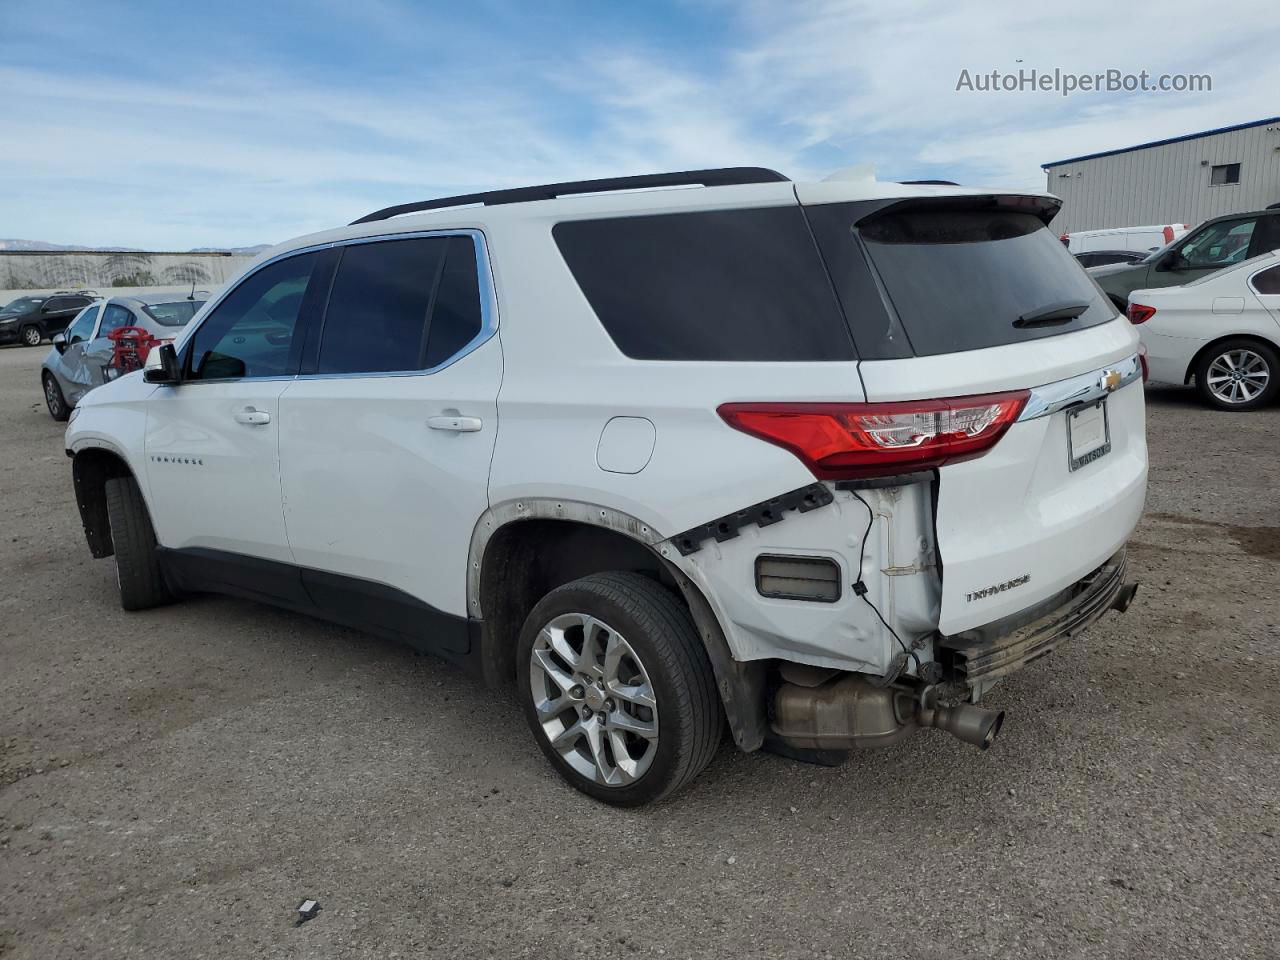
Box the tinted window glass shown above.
[812,202,1115,357]
[1252,264,1280,295]
[188,252,317,380]
[99,304,136,337]
[553,207,855,361]
[65,305,99,343]
[424,237,482,368]
[316,236,482,374]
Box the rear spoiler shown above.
[856,194,1063,230]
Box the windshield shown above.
[0,297,45,315]
[142,300,206,327]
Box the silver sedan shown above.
[40,293,206,420]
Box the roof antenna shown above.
[189,279,196,301]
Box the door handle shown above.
[427,415,483,432]
[234,408,271,426]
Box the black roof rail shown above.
[350,167,790,225]
[897,179,960,186]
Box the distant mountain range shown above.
[0,239,271,254]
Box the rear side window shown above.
[553,207,855,361]
[1252,265,1280,295]
[316,235,482,375]
[809,201,1116,357]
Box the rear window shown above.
[808,201,1117,357]
[553,206,855,361]
[143,300,204,326]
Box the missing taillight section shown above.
[1127,303,1156,324]
[718,391,1029,480]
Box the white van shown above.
[1064,224,1190,255]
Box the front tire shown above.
[104,475,174,610]
[43,373,70,421]
[20,325,42,347]
[1194,339,1279,411]
[517,572,723,806]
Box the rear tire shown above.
[43,373,70,422]
[1194,339,1279,411]
[20,325,42,347]
[104,475,174,610]
[517,571,723,806]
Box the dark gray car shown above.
[41,293,205,420]
[1089,208,1280,309]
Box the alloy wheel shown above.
[528,611,659,786]
[1206,349,1270,405]
[44,377,63,417]
[22,326,42,346]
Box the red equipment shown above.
[107,326,164,374]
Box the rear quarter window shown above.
[553,206,855,361]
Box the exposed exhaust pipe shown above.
[916,690,1004,750]
[771,673,1005,752]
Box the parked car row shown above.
[34,292,207,419]
[1089,206,1280,411]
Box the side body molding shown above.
[467,498,769,751]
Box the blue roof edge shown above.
[1042,116,1280,169]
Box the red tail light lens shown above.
[1127,303,1156,324]
[718,391,1029,480]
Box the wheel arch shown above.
[1183,332,1280,384]
[71,445,136,558]
[469,500,768,751]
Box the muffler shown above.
[771,671,1005,752]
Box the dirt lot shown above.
[1,343,1277,959]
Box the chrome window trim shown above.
[173,228,498,385]
[1016,353,1142,422]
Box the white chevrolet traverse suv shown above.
[65,168,1146,805]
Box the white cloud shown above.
[1,0,1272,246]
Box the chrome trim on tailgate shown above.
[1017,354,1142,421]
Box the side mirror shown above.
[52,333,67,354]
[1155,251,1188,273]
[143,343,182,385]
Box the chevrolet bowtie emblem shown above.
[1100,369,1122,392]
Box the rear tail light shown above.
[1127,303,1156,324]
[718,391,1029,480]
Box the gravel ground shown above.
[1,343,1277,959]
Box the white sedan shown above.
[1128,250,1280,410]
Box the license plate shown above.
[1067,400,1110,471]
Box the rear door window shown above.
[553,206,855,361]
[314,235,482,375]
[807,200,1117,357]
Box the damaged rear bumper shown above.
[938,548,1134,685]
[767,549,1136,754]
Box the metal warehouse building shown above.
[1043,116,1280,235]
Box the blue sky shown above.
[1,0,1273,248]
